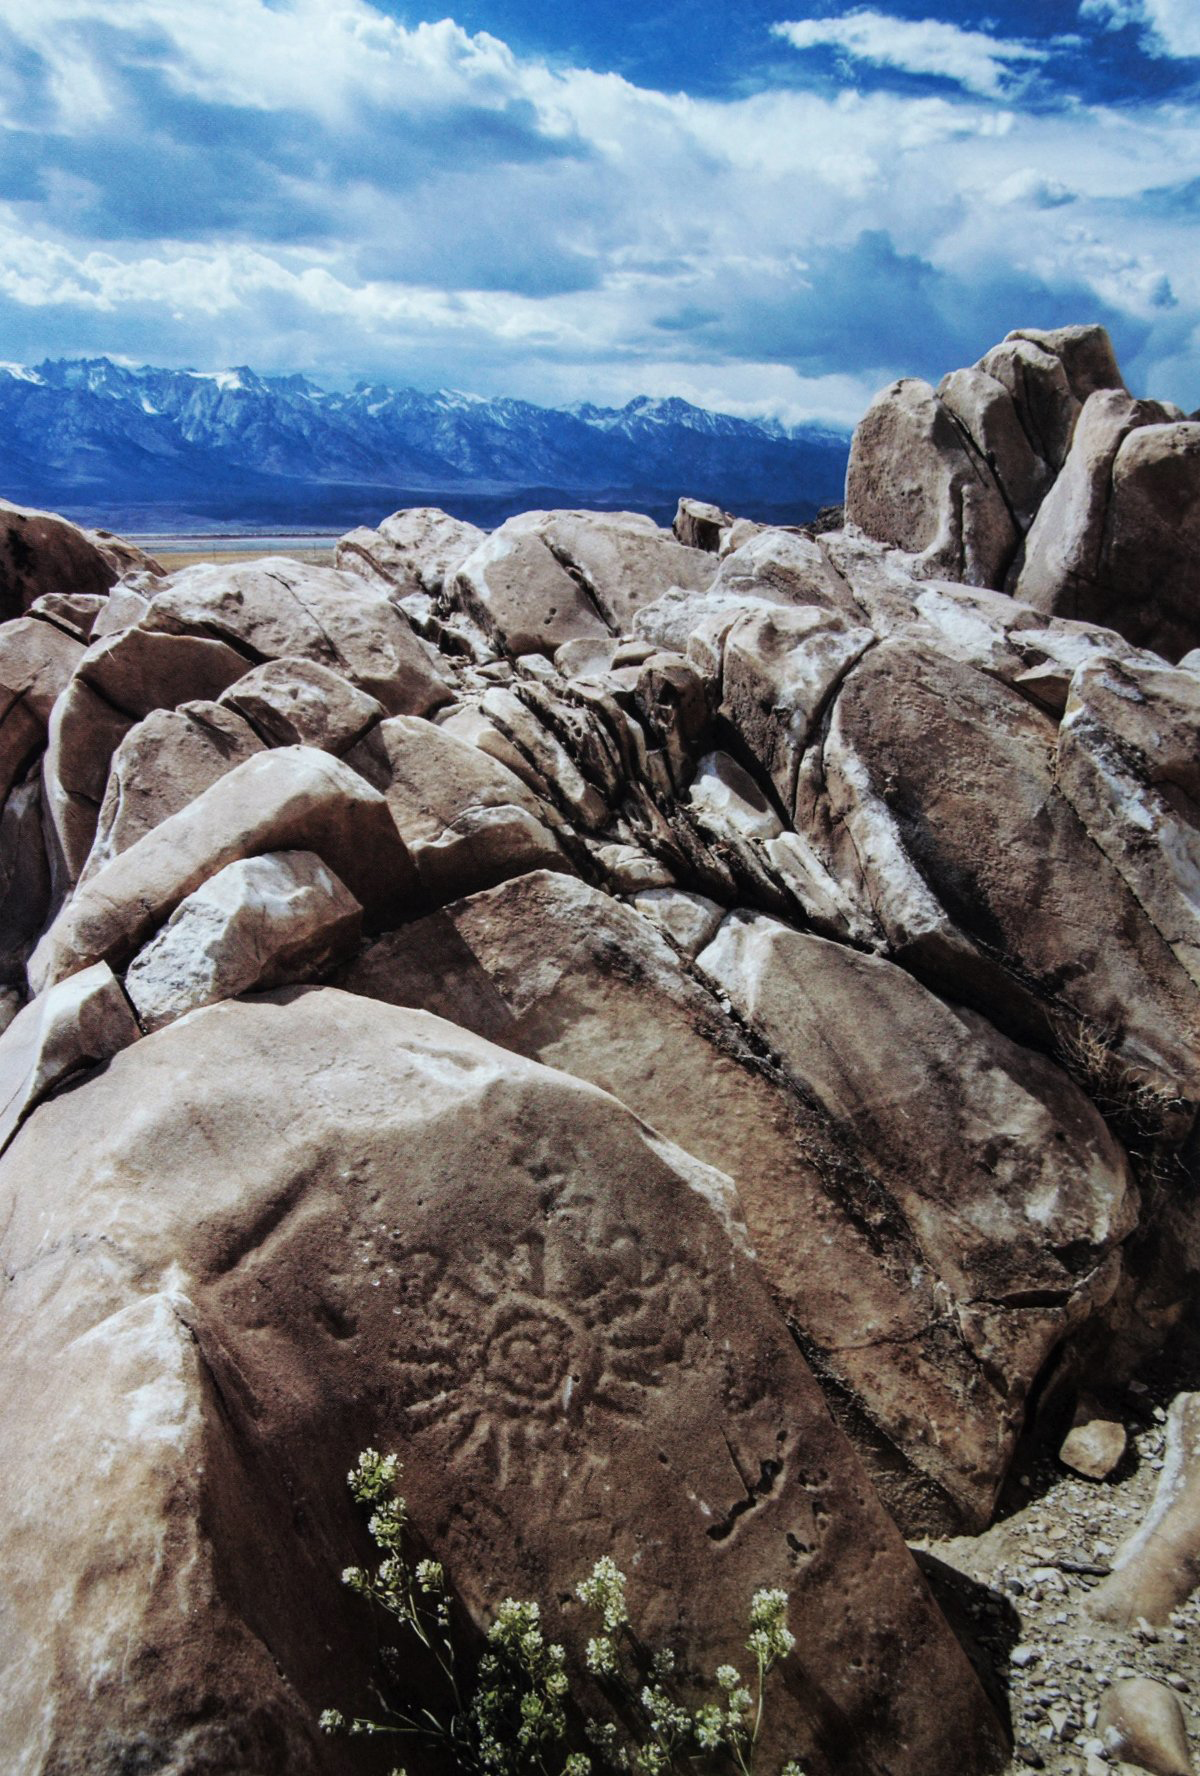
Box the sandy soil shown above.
[152,545,334,571]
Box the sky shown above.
[0,0,1197,426]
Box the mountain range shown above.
[0,358,850,533]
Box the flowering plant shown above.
[320,1448,805,1776]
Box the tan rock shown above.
[91,581,150,638]
[0,961,139,1153]
[815,639,1200,1095]
[1090,1394,1200,1626]
[477,685,610,828]
[436,699,539,787]
[1056,654,1200,992]
[80,700,265,883]
[1013,390,1185,651]
[977,334,1082,472]
[41,677,138,889]
[937,365,1051,530]
[553,635,618,678]
[630,886,724,957]
[334,505,485,597]
[710,524,848,612]
[0,615,84,800]
[674,496,732,551]
[219,656,384,753]
[29,747,418,991]
[25,590,108,642]
[1009,323,1128,406]
[1098,1677,1194,1776]
[124,850,362,1032]
[43,625,252,882]
[845,376,1019,586]
[0,499,124,621]
[0,988,1006,1776]
[718,604,874,810]
[0,778,51,983]
[594,840,673,891]
[1100,420,1200,660]
[697,909,1134,1402]
[688,750,782,841]
[144,557,450,715]
[1059,1410,1127,1480]
[506,509,717,633]
[345,714,568,902]
[452,524,612,657]
[342,872,1111,1530]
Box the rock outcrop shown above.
[1,322,1198,1776]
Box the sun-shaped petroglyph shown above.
[384,1198,712,1487]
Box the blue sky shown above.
[0,0,1197,424]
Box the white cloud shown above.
[0,0,1197,418]
[772,10,1050,97]
[1080,0,1200,58]
[990,168,1076,207]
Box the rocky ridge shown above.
[0,324,1198,1776]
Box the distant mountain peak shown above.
[0,354,851,532]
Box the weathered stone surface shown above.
[452,524,612,657]
[346,714,568,902]
[1056,654,1200,991]
[144,557,450,715]
[937,365,1050,531]
[80,700,265,883]
[630,885,724,956]
[674,496,732,551]
[717,605,874,811]
[43,625,252,883]
[1090,1394,1200,1627]
[1100,420,1200,660]
[506,509,718,633]
[0,988,1006,1776]
[41,676,139,890]
[334,506,485,597]
[0,777,50,983]
[25,590,108,642]
[813,639,1200,1094]
[688,749,782,841]
[220,656,384,753]
[845,376,1019,586]
[0,499,146,622]
[1097,1678,1194,1776]
[125,851,362,1032]
[476,684,610,828]
[1059,1407,1127,1480]
[1009,323,1128,407]
[698,911,1134,1492]
[341,872,1116,1530]
[1014,393,1199,658]
[29,747,417,991]
[0,615,83,800]
[976,334,1083,473]
[0,960,139,1153]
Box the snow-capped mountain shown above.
[0,358,850,531]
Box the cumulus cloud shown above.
[771,10,1051,98]
[0,0,1196,419]
[1080,0,1200,59]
